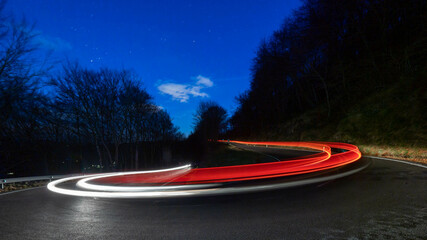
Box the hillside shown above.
[228,0,427,162]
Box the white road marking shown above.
[366,156,427,169]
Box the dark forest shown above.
[1,0,426,177]
[228,0,426,149]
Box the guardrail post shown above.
[50,176,53,182]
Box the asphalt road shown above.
[0,147,426,239]
[230,142,320,161]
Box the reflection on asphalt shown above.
[0,156,426,239]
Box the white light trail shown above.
[47,164,208,198]
[76,165,219,192]
[46,161,370,199]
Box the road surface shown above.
[0,146,426,239]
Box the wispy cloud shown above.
[5,21,72,52]
[195,75,213,87]
[34,35,72,52]
[158,75,213,103]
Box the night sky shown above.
[6,0,301,135]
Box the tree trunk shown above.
[114,142,119,168]
[312,67,331,118]
[95,140,103,169]
[101,140,113,168]
[135,144,139,170]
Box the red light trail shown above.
[47,141,363,198]
[95,141,361,184]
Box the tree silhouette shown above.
[50,64,182,170]
[0,1,53,176]
[191,101,227,142]
[229,0,427,144]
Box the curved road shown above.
[0,146,426,239]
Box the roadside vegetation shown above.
[225,0,427,162]
[0,1,183,177]
[0,180,49,194]
[2,0,426,179]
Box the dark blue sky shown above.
[6,0,301,135]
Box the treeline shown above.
[186,101,228,165]
[49,65,182,169]
[189,101,228,142]
[229,0,427,145]
[0,3,182,177]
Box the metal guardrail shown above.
[1,174,77,189]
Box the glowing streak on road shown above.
[47,162,369,198]
[47,165,200,197]
[47,175,200,198]
[47,141,363,198]
[77,171,219,192]
[95,141,355,184]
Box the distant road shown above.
[0,147,426,239]
[230,142,319,160]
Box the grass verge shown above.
[0,180,49,194]
[359,145,427,164]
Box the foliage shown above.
[50,64,182,170]
[228,0,427,146]
[190,101,228,142]
[0,1,182,176]
[0,1,54,176]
